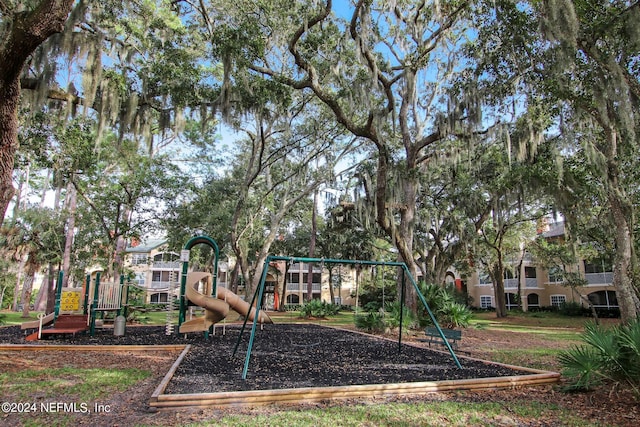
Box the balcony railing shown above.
[585,272,613,286]
[504,278,518,289]
[286,282,321,292]
[150,281,179,289]
[152,261,181,269]
[525,277,538,288]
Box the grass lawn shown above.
[190,399,595,427]
[0,310,42,325]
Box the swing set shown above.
[235,255,462,380]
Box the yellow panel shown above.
[60,290,82,311]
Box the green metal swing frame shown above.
[235,255,462,380]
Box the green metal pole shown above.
[241,256,271,379]
[401,264,462,368]
[398,267,405,354]
[90,272,101,337]
[178,257,189,329]
[53,271,64,319]
[178,235,221,334]
[233,272,263,357]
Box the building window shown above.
[584,257,613,285]
[480,295,492,309]
[588,290,618,308]
[584,257,612,274]
[133,272,145,286]
[527,293,540,308]
[150,293,168,304]
[153,252,178,262]
[286,294,300,304]
[152,271,174,282]
[479,272,492,285]
[524,267,536,278]
[551,295,566,307]
[131,253,148,265]
[505,293,518,309]
[548,266,563,283]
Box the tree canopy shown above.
[1,0,639,321]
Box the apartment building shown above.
[123,239,230,304]
[281,262,358,306]
[464,222,618,313]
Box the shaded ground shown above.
[0,323,522,392]
[165,324,521,394]
[1,320,638,426]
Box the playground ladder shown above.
[165,271,177,335]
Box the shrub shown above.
[384,300,418,332]
[299,300,339,318]
[419,283,473,329]
[439,302,473,329]
[354,312,386,333]
[559,319,640,396]
[558,301,588,317]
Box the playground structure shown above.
[177,236,272,335]
[20,234,272,340]
[21,271,129,340]
[7,234,564,411]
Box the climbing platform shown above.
[25,314,89,341]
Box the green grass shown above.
[0,367,151,400]
[470,311,594,329]
[179,400,597,427]
[0,310,43,325]
[268,310,356,327]
[129,309,174,325]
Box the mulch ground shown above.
[165,323,521,394]
[0,323,522,393]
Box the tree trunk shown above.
[0,284,7,310]
[0,1,74,224]
[230,262,240,295]
[20,275,34,317]
[46,263,57,314]
[0,78,20,224]
[33,273,47,311]
[11,256,26,311]
[279,263,290,311]
[492,257,508,318]
[604,127,640,323]
[608,189,640,322]
[20,260,39,317]
[61,181,76,287]
[328,267,335,304]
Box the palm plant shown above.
[559,320,640,396]
[439,302,473,329]
[419,283,473,329]
[384,300,418,332]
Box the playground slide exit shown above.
[179,272,272,333]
